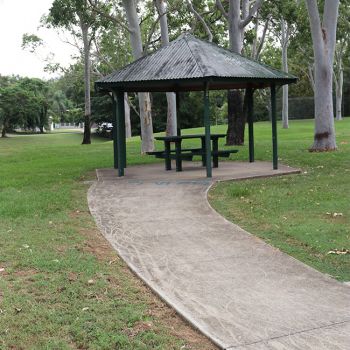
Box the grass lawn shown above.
[0,133,216,350]
[0,118,349,348]
[209,118,350,281]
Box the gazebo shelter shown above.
[95,33,297,178]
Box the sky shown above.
[0,0,76,79]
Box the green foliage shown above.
[49,0,93,31]
[19,0,350,138]
[0,77,50,136]
[21,33,44,53]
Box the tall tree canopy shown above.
[47,0,105,144]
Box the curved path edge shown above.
[87,163,350,350]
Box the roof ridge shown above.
[96,37,184,83]
[197,37,294,78]
[183,34,205,78]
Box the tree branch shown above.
[305,0,324,60]
[215,0,228,20]
[240,0,263,28]
[91,37,114,71]
[186,0,213,42]
[242,0,250,21]
[308,63,315,92]
[255,16,269,59]
[322,0,340,64]
[144,14,161,52]
[130,95,140,117]
[87,0,132,33]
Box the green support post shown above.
[118,92,126,170]
[270,84,278,170]
[114,91,126,176]
[112,96,118,169]
[176,91,181,136]
[247,87,255,163]
[203,83,212,178]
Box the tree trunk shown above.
[281,18,289,129]
[282,84,289,129]
[228,1,243,53]
[138,93,154,152]
[226,0,262,145]
[1,123,6,138]
[124,93,132,138]
[226,2,244,145]
[335,63,344,120]
[81,23,92,145]
[155,0,177,136]
[310,61,336,150]
[166,93,177,136]
[226,90,244,145]
[306,0,339,151]
[123,0,154,152]
[335,68,343,121]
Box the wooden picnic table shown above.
[151,134,237,171]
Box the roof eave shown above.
[95,76,297,93]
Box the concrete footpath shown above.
[87,162,350,350]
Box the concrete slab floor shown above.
[87,161,350,350]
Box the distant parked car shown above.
[97,122,113,139]
[100,122,113,130]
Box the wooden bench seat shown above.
[146,151,194,161]
[147,148,238,170]
[191,149,238,167]
[213,149,239,157]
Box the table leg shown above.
[201,137,206,166]
[213,137,219,168]
[165,141,171,170]
[175,140,182,171]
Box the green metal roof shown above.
[95,33,297,93]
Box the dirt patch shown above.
[79,171,97,182]
[79,228,120,263]
[123,320,153,338]
[7,269,38,278]
[140,286,218,350]
[68,209,90,219]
